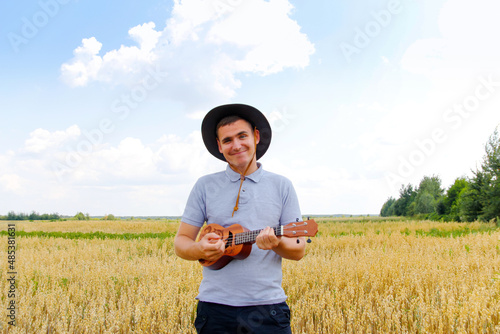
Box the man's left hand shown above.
[256,226,281,250]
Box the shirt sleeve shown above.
[279,177,303,225]
[181,179,207,227]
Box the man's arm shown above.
[174,222,225,261]
[256,226,306,261]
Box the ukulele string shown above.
[213,223,310,244]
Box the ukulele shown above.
[198,219,318,270]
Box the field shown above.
[1,218,500,333]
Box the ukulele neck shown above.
[234,226,282,245]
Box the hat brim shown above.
[201,104,272,162]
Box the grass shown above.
[0,230,176,240]
[1,218,499,333]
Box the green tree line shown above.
[74,212,118,220]
[1,211,119,221]
[381,127,500,222]
[0,211,61,221]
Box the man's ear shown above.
[254,128,260,145]
[217,138,222,153]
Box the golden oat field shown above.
[1,218,500,333]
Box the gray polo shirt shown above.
[181,163,302,306]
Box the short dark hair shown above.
[215,115,254,138]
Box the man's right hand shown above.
[197,232,225,261]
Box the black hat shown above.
[201,104,272,161]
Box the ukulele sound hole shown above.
[226,231,233,249]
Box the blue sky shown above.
[1,0,500,216]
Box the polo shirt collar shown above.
[225,162,263,183]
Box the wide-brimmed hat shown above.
[201,104,272,161]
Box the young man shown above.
[174,104,306,334]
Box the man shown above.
[174,104,306,334]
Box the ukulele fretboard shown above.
[234,226,283,245]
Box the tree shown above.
[478,127,500,221]
[2,211,60,221]
[380,197,396,217]
[458,172,486,222]
[443,177,468,215]
[457,127,500,222]
[393,184,416,216]
[417,175,444,200]
[415,192,435,214]
[29,211,40,220]
[413,175,443,215]
[74,212,88,220]
[435,197,446,216]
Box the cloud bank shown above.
[60,0,315,108]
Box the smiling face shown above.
[216,119,260,175]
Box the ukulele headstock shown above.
[282,219,318,238]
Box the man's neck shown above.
[229,161,259,176]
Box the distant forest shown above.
[381,127,500,223]
[1,211,61,221]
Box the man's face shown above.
[217,119,260,172]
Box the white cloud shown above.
[0,174,25,194]
[60,37,104,87]
[401,0,500,78]
[167,0,219,44]
[207,0,314,74]
[44,127,215,185]
[73,137,158,184]
[1,125,227,215]
[61,22,161,87]
[400,38,446,76]
[8,125,220,194]
[23,125,81,153]
[60,0,315,107]
[128,22,162,53]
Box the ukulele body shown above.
[198,223,253,270]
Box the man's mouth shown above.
[231,150,247,156]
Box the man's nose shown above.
[233,139,242,150]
